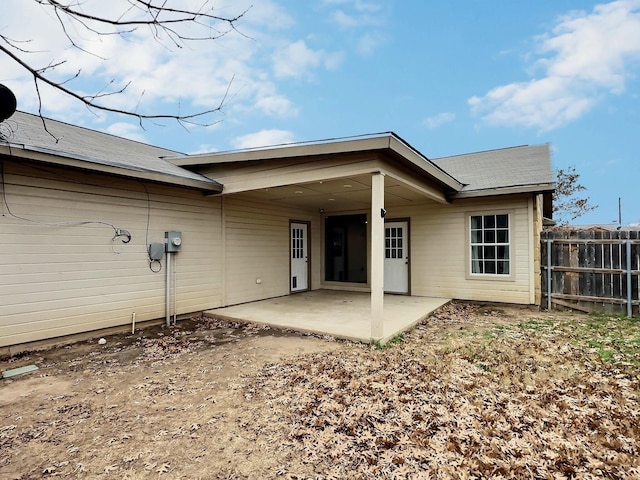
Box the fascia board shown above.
[169,133,463,193]
[169,136,392,166]
[451,183,555,199]
[386,136,463,191]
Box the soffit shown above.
[231,174,438,211]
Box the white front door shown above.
[290,222,308,292]
[384,221,409,294]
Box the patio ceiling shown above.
[229,174,442,211]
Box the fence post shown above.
[627,239,632,317]
[547,238,553,311]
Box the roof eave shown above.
[168,136,394,166]
[386,135,463,190]
[169,133,463,191]
[0,144,222,193]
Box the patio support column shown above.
[370,172,385,339]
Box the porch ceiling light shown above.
[294,190,303,194]
[343,184,352,188]
[328,198,335,201]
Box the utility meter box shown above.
[165,231,182,253]
[148,242,164,260]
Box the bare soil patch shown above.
[1,303,639,479]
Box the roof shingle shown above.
[0,111,220,188]
[433,144,553,193]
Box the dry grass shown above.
[1,303,639,479]
[245,303,640,479]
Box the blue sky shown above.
[2,0,639,225]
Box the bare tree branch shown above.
[1,1,248,128]
[553,165,598,224]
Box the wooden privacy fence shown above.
[541,230,639,317]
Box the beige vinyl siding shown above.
[223,195,320,306]
[199,154,383,194]
[387,195,534,304]
[0,161,222,348]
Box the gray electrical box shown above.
[148,242,164,260]
[165,231,182,253]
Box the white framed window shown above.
[469,213,511,276]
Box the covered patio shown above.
[204,290,450,344]
[176,134,463,342]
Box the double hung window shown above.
[469,214,510,275]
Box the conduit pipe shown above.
[166,251,172,327]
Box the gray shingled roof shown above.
[0,111,220,189]
[432,144,553,193]
[1,112,553,197]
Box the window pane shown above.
[471,230,482,243]
[497,245,509,260]
[472,259,483,274]
[484,215,495,228]
[484,230,495,243]
[497,261,509,274]
[470,216,482,229]
[496,214,508,228]
[485,261,496,274]
[471,246,483,260]
[497,230,508,244]
[484,246,496,259]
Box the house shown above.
[0,111,554,351]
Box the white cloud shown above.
[357,32,385,56]
[232,129,296,149]
[333,10,359,29]
[0,0,308,127]
[469,0,640,131]
[424,112,456,130]
[255,95,299,118]
[322,0,382,13]
[187,144,220,155]
[322,0,387,58]
[329,3,383,30]
[272,40,342,79]
[103,122,148,143]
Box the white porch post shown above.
[370,172,385,339]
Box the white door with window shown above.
[384,221,409,294]
[290,222,308,292]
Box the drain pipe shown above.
[166,250,172,327]
[173,253,178,326]
[164,231,182,327]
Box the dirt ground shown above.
[0,318,343,479]
[1,304,639,479]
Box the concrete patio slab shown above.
[204,290,450,344]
